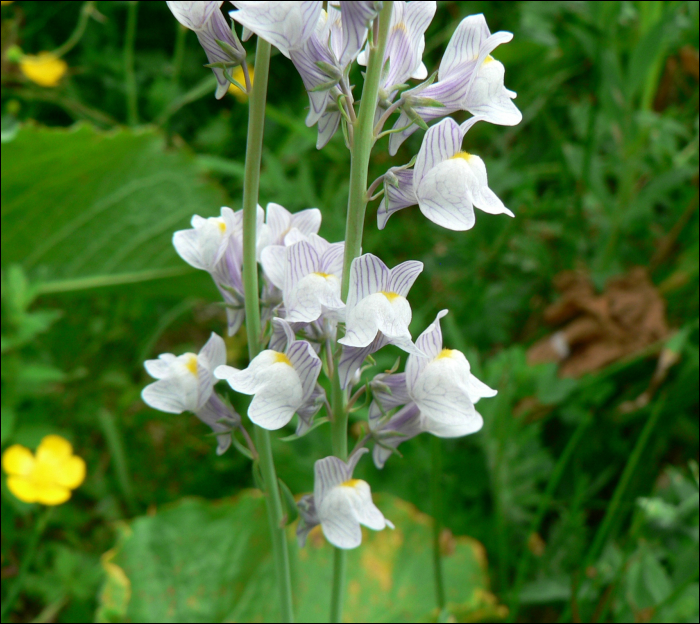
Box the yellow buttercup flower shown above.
[2,435,86,505]
[20,52,68,88]
[1,2,16,6]
[228,65,253,103]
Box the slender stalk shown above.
[0,508,52,621]
[171,23,188,88]
[242,37,294,623]
[52,1,94,58]
[431,436,446,610]
[124,1,139,126]
[98,408,138,515]
[340,2,394,301]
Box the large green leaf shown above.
[1,124,227,294]
[97,491,503,623]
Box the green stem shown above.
[431,436,446,611]
[0,508,52,621]
[124,1,139,126]
[98,408,138,515]
[241,37,294,623]
[171,23,188,88]
[52,1,94,58]
[330,6,393,621]
[340,1,394,301]
[508,414,592,622]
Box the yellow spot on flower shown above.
[313,272,332,279]
[215,218,226,233]
[184,354,198,376]
[436,348,457,360]
[483,55,494,65]
[381,291,401,302]
[342,479,363,488]
[272,351,292,366]
[2,435,86,505]
[228,64,253,103]
[20,52,68,88]
[450,151,473,163]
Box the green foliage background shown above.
[1,1,698,622]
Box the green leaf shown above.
[1,406,16,445]
[1,124,227,295]
[97,492,502,623]
[277,478,299,526]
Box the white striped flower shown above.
[167,1,245,99]
[406,310,496,437]
[302,449,393,549]
[229,1,323,59]
[283,236,345,324]
[388,13,521,154]
[214,319,322,430]
[379,117,513,231]
[142,333,239,454]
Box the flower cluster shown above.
[153,1,520,551]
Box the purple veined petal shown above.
[420,409,484,438]
[318,241,345,276]
[463,154,514,216]
[291,208,322,237]
[345,254,390,310]
[414,117,463,186]
[142,362,199,414]
[342,479,389,530]
[296,494,320,547]
[286,339,323,402]
[271,317,297,352]
[314,455,353,503]
[473,31,514,74]
[372,402,422,468]
[338,1,377,68]
[194,392,240,455]
[296,383,327,435]
[230,1,322,58]
[414,309,448,360]
[214,350,278,392]
[285,272,344,323]
[247,368,303,429]
[317,110,341,149]
[199,332,227,371]
[385,333,423,356]
[368,372,411,422]
[416,159,477,231]
[172,227,215,272]
[167,1,223,31]
[144,353,177,379]
[195,358,216,410]
[286,240,322,293]
[225,306,245,337]
[268,318,306,351]
[467,373,497,404]
[388,260,423,297]
[463,59,522,126]
[306,233,330,256]
[290,46,336,126]
[338,334,388,389]
[378,168,418,229]
[265,203,292,245]
[318,486,363,549]
[439,13,490,80]
[260,245,287,290]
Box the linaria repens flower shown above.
[358,1,436,93]
[296,449,393,549]
[229,1,322,59]
[2,435,86,505]
[142,333,239,454]
[174,206,262,336]
[167,1,246,99]
[388,13,522,154]
[406,310,496,437]
[379,117,513,230]
[215,319,322,430]
[20,52,68,87]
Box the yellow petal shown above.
[33,482,72,506]
[54,455,86,489]
[2,445,35,477]
[20,52,68,87]
[7,475,40,503]
[37,435,73,462]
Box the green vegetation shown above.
[1,1,698,622]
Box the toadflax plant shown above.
[145,2,521,621]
